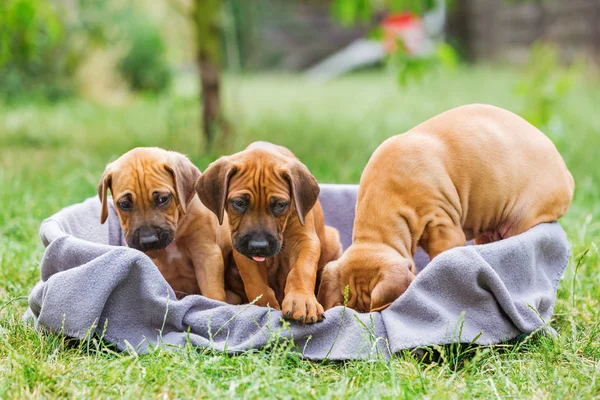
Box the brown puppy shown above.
[196,142,342,323]
[98,147,234,302]
[318,104,574,313]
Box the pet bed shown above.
[24,184,570,360]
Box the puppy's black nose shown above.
[139,227,160,246]
[235,231,280,260]
[129,225,173,252]
[248,239,269,254]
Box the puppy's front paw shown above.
[282,292,325,323]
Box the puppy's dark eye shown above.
[230,198,248,213]
[271,200,288,215]
[118,199,132,211]
[156,193,172,207]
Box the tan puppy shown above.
[98,147,234,302]
[196,142,343,323]
[318,104,574,313]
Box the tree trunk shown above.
[193,0,228,150]
[199,51,224,147]
[446,0,473,60]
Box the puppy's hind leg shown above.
[422,222,466,260]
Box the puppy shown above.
[196,142,343,323]
[98,147,234,302]
[318,104,574,313]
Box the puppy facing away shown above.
[196,142,343,323]
[318,104,574,313]
[98,147,237,303]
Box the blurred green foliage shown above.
[392,42,458,86]
[0,0,74,101]
[331,0,442,25]
[0,0,172,101]
[117,16,171,94]
[514,42,582,130]
[0,0,114,101]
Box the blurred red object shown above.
[381,13,425,54]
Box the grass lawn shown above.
[0,66,599,398]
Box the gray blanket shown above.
[25,184,569,360]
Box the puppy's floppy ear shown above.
[97,164,113,225]
[370,260,415,312]
[195,156,237,225]
[165,152,201,215]
[317,260,344,310]
[283,160,320,226]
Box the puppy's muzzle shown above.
[129,226,173,252]
[235,231,280,262]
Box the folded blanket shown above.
[25,184,569,360]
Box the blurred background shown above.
[0,0,600,145]
[1,0,598,152]
[1,0,599,201]
[1,0,599,331]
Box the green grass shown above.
[1,67,599,398]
